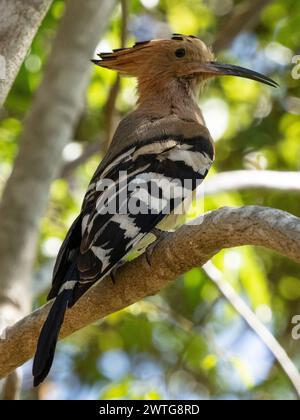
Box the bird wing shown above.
[49,118,214,306]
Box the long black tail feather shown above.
[32,288,73,387]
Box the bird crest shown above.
[92,34,214,77]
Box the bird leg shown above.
[145,228,169,266]
[110,260,125,284]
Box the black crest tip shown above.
[172,33,184,40]
[133,40,151,48]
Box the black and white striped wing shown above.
[33,119,214,387]
[68,134,213,304]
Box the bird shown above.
[32,34,278,386]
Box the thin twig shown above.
[1,369,22,400]
[103,0,129,150]
[203,261,300,399]
[60,142,103,178]
[103,78,121,150]
[61,0,129,176]
[213,0,273,53]
[120,0,128,47]
[145,298,245,396]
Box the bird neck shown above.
[137,77,205,125]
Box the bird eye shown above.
[175,48,186,58]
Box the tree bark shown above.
[0,205,300,379]
[0,0,117,394]
[0,0,53,106]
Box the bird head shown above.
[92,34,278,97]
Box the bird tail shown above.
[32,264,78,387]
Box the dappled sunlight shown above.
[1,0,300,402]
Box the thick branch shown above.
[0,206,300,379]
[0,0,53,106]
[0,0,116,317]
[204,170,300,195]
[0,0,117,395]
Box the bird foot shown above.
[145,228,169,267]
[110,260,125,284]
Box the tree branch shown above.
[0,0,53,106]
[1,369,22,400]
[61,0,129,177]
[213,0,273,53]
[0,0,117,396]
[0,205,300,379]
[59,142,103,179]
[204,170,300,195]
[203,262,300,398]
[103,0,129,151]
[0,0,117,320]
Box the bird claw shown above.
[145,243,155,267]
[110,260,124,284]
[145,228,169,267]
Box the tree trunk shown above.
[0,0,53,106]
[0,0,116,397]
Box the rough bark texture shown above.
[0,206,300,379]
[0,0,53,106]
[0,0,116,347]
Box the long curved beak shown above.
[195,62,279,88]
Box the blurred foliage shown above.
[1,0,300,401]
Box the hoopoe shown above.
[33,34,277,386]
